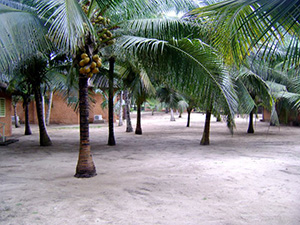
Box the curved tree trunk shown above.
[75,75,97,178]
[34,87,52,146]
[200,109,212,145]
[135,103,142,135]
[170,108,176,121]
[187,108,192,127]
[46,90,53,126]
[247,109,254,133]
[13,104,20,128]
[124,89,133,132]
[24,99,32,135]
[118,91,123,126]
[108,57,116,146]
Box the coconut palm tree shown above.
[15,54,52,146]
[120,60,156,135]
[156,86,184,121]
[124,89,133,132]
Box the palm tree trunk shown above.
[75,74,97,178]
[118,91,123,126]
[24,99,32,135]
[108,57,116,146]
[187,108,192,127]
[200,109,212,145]
[247,109,254,133]
[170,108,176,121]
[41,94,46,125]
[34,87,52,146]
[135,102,142,135]
[46,90,53,126]
[13,104,20,128]
[124,89,133,132]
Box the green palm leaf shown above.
[36,0,94,54]
[0,3,49,73]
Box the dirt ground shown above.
[0,112,300,225]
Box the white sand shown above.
[0,112,300,225]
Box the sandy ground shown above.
[0,112,300,225]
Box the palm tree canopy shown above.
[0,2,49,74]
[190,0,300,68]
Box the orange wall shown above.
[0,92,12,136]
[16,92,108,125]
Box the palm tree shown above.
[12,96,21,128]
[15,54,52,146]
[124,63,155,135]
[108,57,116,145]
[124,89,133,132]
[156,86,184,121]
[234,65,273,133]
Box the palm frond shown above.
[190,0,300,67]
[36,0,94,55]
[119,35,238,116]
[0,3,49,73]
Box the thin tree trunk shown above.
[170,108,176,121]
[187,108,192,127]
[75,74,97,178]
[135,102,142,135]
[124,89,133,132]
[108,57,116,145]
[13,104,20,128]
[34,87,52,146]
[200,109,212,145]
[24,99,32,135]
[247,109,254,133]
[41,94,46,125]
[46,90,53,126]
[118,91,123,126]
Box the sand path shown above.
[1,112,300,225]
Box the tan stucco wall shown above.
[0,92,12,137]
[16,92,108,125]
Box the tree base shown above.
[135,129,142,135]
[126,127,133,132]
[247,129,254,134]
[200,138,209,145]
[40,139,52,146]
[74,171,97,178]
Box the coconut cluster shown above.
[91,14,116,46]
[79,53,102,78]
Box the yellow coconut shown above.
[79,67,85,74]
[83,57,90,64]
[90,61,97,69]
[92,68,99,74]
[96,60,102,68]
[79,59,86,67]
[84,66,91,74]
[87,72,93,78]
[92,54,100,61]
[81,53,88,59]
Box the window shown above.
[0,98,5,117]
